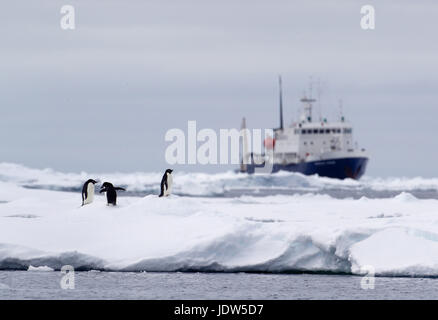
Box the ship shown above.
[239,77,369,180]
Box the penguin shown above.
[99,182,126,206]
[159,169,173,197]
[81,179,98,206]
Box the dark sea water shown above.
[1,271,438,300]
[220,188,438,200]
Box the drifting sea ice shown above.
[1,173,438,276]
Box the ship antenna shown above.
[317,78,322,121]
[309,76,313,100]
[300,77,316,123]
[339,99,345,122]
[278,75,284,130]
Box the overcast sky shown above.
[0,0,437,177]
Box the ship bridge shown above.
[274,121,355,164]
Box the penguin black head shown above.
[100,182,126,193]
[86,179,98,185]
[100,182,113,193]
[165,169,173,174]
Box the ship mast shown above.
[240,117,249,172]
[278,75,284,130]
[339,99,345,122]
[300,78,316,123]
[300,95,316,123]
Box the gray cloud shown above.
[0,0,437,176]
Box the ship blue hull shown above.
[245,157,368,180]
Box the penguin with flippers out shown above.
[99,182,126,206]
[159,169,173,197]
[81,179,98,206]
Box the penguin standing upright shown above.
[159,169,173,197]
[99,182,126,206]
[81,179,98,206]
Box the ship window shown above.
[304,141,307,145]
[312,129,318,134]
[325,129,330,134]
[337,129,341,133]
[343,128,352,134]
[301,129,306,134]
[319,129,324,134]
[310,141,314,145]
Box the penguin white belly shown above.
[164,174,173,197]
[83,183,95,205]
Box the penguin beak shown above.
[99,187,106,193]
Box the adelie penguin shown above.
[81,179,98,206]
[100,182,126,206]
[159,169,173,197]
